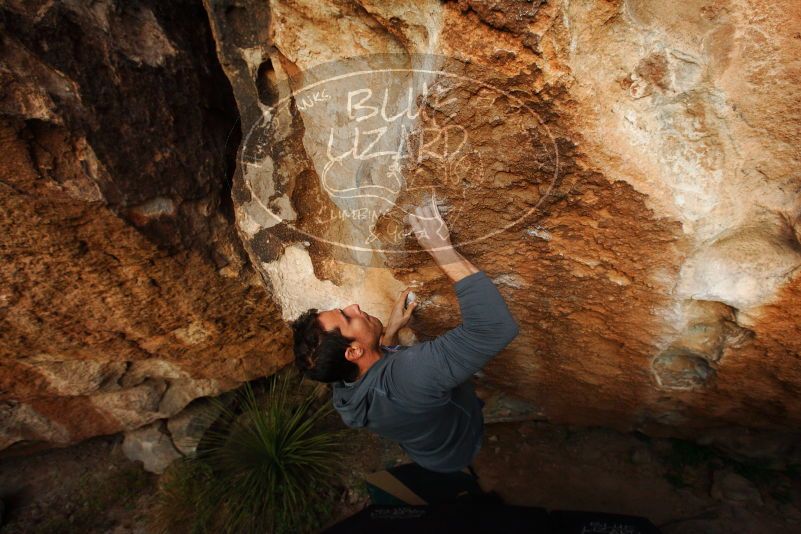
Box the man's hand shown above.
[381,288,417,346]
[406,198,479,283]
[406,201,453,252]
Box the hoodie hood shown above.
[331,350,392,428]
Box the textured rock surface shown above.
[0,0,290,454]
[3,0,801,456]
[210,0,801,442]
[121,420,182,474]
[166,397,223,455]
[711,468,764,506]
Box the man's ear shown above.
[344,343,363,362]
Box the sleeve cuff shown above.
[454,270,488,294]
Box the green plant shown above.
[151,373,344,534]
[151,458,219,533]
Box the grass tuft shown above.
[151,372,344,534]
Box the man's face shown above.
[317,303,383,349]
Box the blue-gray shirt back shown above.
[332,271,519,473]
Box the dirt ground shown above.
[471,421,801,533]
[0,435,157,533]
[1,415,800,533]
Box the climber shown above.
[291,202,519,473]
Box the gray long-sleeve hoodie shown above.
[332,270,519,473]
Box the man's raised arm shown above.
[405,203,519,393]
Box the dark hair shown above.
[291,308,360,383]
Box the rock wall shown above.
[0,0,290,454]
[2,0,800,456]
[212,0,801,444]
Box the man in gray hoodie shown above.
[292,203,519,473]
